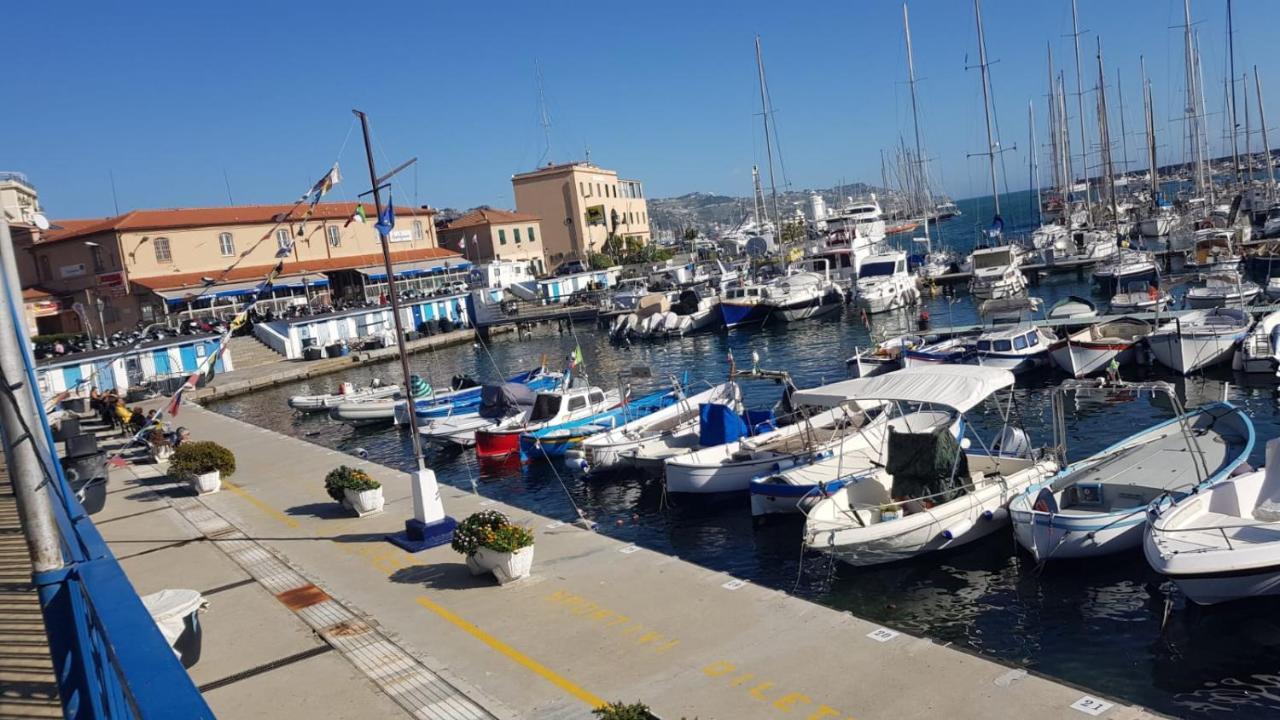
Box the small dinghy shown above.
[1145,438,1280,605]
[1110,280,1170,313]
[1233,309,1280,375]
[288,379,399,413]
[1046,296,1097,321]
[1047,317,1152,378]
[1147,307,1253,375]
[845,335,924,378]
[1010,381,1254,562]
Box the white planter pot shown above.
[190,470,221,495]
[465,553,488,576]
[343,487,384,517]
[473,545,535,585]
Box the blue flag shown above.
[375,193,395,237]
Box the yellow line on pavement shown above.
[415,595,605,708]
[221,480,300,528]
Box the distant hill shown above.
[648,183,883,232]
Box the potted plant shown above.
[147,428,173,464]
[169,441,235,495]
[452,510,535,583]
[324,465,384,517]
[592,702,657,720]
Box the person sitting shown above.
[1147,284,1159,302]
[113,399,134,430]
[128,407,147,433]
[169,427,192,448]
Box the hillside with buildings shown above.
[647,182,881,234]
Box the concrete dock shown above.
[84,405,1161,719]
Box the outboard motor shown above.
[991,426,1031,458]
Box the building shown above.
[437,208,547,275]
[36,334,232,395]
[17,201,466,335]
[511,162,650,269]
[0,172,42,225]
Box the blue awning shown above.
[358,259,470,281]
[157,273,329,305]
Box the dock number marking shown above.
[722,579,747,590]
[1070,696,1114,716]
[545,521,565,530]
[866,627,899,643]
[619,544,640,554]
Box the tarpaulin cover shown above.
[699,403,749,448]
[480,383,536,419]
[886,426,968,502]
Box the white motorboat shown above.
[1144,439,1280,605]
[474,384,620,458]
[609,277,651,311]
[418,382,538,448]
[1184,229,1242,273]
[1043,228,1119,267]
[852,252,918,314]
[1263,204,1280,238]
[846,335,923,378]
[970,324,1056,374]
[822,196,889,265]
[967,245,1027,299]
[760,269,845,323]
[287,379,399,413]
[1139,203,1177,237]
[1011,382,1254,562]
[1147,307,1253,375]
[800,366,1058,565]
[667,288,721,336]
[1233,309,1280,374]
[1110,280,1171,313]
[571,382,740,474]
[1047,317,1152,378]
[1184,271,1261,310]
[1093,249,1159,297]
[1268,277,1280,301]
[1046,296,1097,321]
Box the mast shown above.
[1071,0,1093,223]
[1047,46,1062,198]
[1096,38,1120,228]
[754,35,781,235]
[974,0,1001,218]
[1183,0,1208,205]
[1116,68,1131,174]
[1143,56,1160,207]
[1030,101,1042,225]
[1227,0,1241,182]
[1244,70,1253,180]
[1257,65,1276,189]
[903,2,932,242]
[751,165,763,227]
[1195,30,1214,205]
[1059,72,1075,213]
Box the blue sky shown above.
[8,0,1280,221]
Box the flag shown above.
[275,241,293,258]
[459,236,467,250]
[300,164,341,206]
[345,203,367,227]
[375,195,395,236]
[571,345,584,368]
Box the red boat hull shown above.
[475,429,522,458]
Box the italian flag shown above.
[345,203,367,227]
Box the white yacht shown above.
[759,269,845,323]
[1147,307,1253,375]
[1093,249,1159,297]
[1110,280,1171,313]
[1184,272,1262,310]
[967,246,1026,299]
[821,195,888,267]
[609,277,651,311]
[852,252,918,314]
[1233,309,1280,375]
[1042,228,1119,266]
[1184,229,1242,273]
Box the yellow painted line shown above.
[415,595,606,708]
[221,480,300,528]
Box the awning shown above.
[790,366,1015,413]
[357,259,471,281]
[155,273,329,304]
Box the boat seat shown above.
[1255,499,1280,523]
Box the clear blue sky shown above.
[8,0,1280,221]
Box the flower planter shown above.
[343,486,384,517]
[465,553,488,576]
[190,470,221,495]
[473,545,535,585]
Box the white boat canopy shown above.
[791,365,1015,413]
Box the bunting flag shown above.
[375,194,396,237]
[572,345,584,368]
[275,240,294,259]
[300,164,341,205]
[345,203,367,227]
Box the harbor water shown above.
[210,192,1280,719]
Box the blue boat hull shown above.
[720,301,769,329]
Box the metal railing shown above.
[0,219,212,718]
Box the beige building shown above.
[1,172,42,225]
[438,208,546,275]
[19,201,459,334]
[511,162,649,268]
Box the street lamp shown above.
[82,241,106,338]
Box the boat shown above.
[1139,202,1177,237]
[519,386,680,462]
[970,324,1056,374]
[1264,204,1280,238]
[904,336,972,366]
[846,335,923,378]
[821,196,889,265]
[1046,296,1097,321]
[1184,229,1242,273]
[1048,317,1153,378]
[1147,308,1253,375]
[474,384,619,458]
[395,369,558,424]
[759,269,845,323]
[1110,280,1171,313]
[1233,309,1280,374]
[933,199,961,221]
[1268,277,1280,301]
[799,366,1058,565]
[719,282,770,329]
[1010,381,1254,561]
[852,252,919,314]
[668,287,721,335]
[1144,439,1280,605]
[287,379,399,413]
[569,382,741,474]
[609,277,651,311]
[419,382,538,448]
[967,246,1027,299]
[1042,228,1119,267]
[1093,249,1159,297]
[1184,272,1262,309]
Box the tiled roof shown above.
[128,247,462,291]
[44,202,436,244]
[444,208,540,230]
[22,287,54,301]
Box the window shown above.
[90,245,106,272]
[528,226,536,243]
[154,237,172,263]
[514,228,522,243]
[579,181,585,197]
[1013,335,1027,350]
[596,183,602,196]
[218,232,235,257]
[498,229,507,245]
[994,340,1013,352]
[275,228,292,254]
[412,220,424,241]
[1028,332,1040,347]
[567,396,586,411]
[530,394,561,421]
[327,225,341,247]
[37,255,50,280]
[589,390,605,404]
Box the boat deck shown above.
[83,404,1158,719]
[1160,511,1280,552]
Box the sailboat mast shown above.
[1143,56,1160,205]
[1116,68,1131,174]
[974,0,1000,217]
[1256,65,1276,189]
[1227,0,1241,182]
[1071,0,1093,223]
[1244,70,1253,179]
[1047,46,1063,199]
[903,2,932,241]
[1059,72,1074,210]
[1183,0,1207,204]
[1096,38,1120,229]
[754,35,781,235]
[1195,30,1214,205]
[1030,101,1042,225]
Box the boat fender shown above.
[941,518,975,541]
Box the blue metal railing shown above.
[2,258,213,717]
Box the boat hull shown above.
[1140,216,1175,237]
[720,301,769,329]
[970,350,1046,374]
[474,429,523,458]
[1148,330,1245,375]
[1048,339,1135,378]
[1011,509,1147,561]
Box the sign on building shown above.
[59,263,87,278]
[388,229,413,243]
[97,272,127,297]
[585,205,606,225]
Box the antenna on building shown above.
[536,60,553,166]
[108,169,120,215]
[584,143,591,164]
[222,168,235,205]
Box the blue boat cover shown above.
[744,409,777,435]
[699,403,749,447]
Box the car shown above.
[555,260,588,276]
[436,281,468,296]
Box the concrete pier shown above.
[90,405,1159,719]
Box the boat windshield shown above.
[529,394,561,422]
[859,261,896,278]
[972,251,1011,270]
